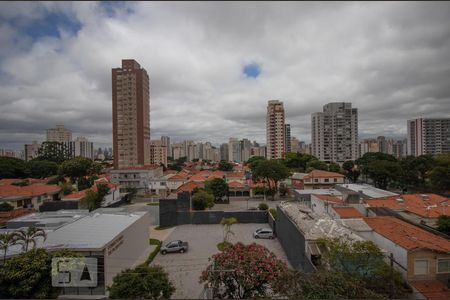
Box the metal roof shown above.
[336,184,398,198]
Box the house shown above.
[166,171,190,192]
[62,183,121,207]
[365,194,450,228]
[302,170,345,189]
[330,207,364,219]
[310,194,345,215]
[110,165,163,192]
[290,173,308,189]
[0,208,35,228]
[361,216,450,282]
[335,183,398,199]
[0,184,61,209]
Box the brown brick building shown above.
[112,59,151,169]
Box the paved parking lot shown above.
[151,224,290,299]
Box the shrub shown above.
[269,208,277,220]
[258,203,269,210]
[192,189,214,210]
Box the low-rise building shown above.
[110,165,163,192]
[302,170,345,189]
[0,184,61,209]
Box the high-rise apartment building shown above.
[46,124,72,143]
[407,118,450,156]
[150,140,167,166]
[228,138,241,163]
[68,137,94,159]
[112,59,151,169]
[220,143,229,161]
[312,102,358,163]
[161,136,171,158]
[24,141,41,162]
[266,100,285,159]
[284,124,291,153]
[241,138,252,162]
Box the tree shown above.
[218,160,233,171]
[36,141,71,164]
[275,269,382,299]
[59,156,94,179]
[428,153,450,193]
[0,157,27,179]
[316,238,410,299]
[200,242,289,299]
[0,232,18,262]
[60,182,74,195]
[252,160,290,200]
[80,184,110,212]
[108,265,175,299]
[220,217,237,244]
[328,162,341,173]
[0,202,14,212]
[205,178,229,202]
[246,156,266,171]
[342,160,360,183]
[0,248,78,299]
[14,227,47,252]
[282,153,318,172]
[364,160,400,189]
[192,189,215,210]
[26,160,59,178]
[437,215,450,235]
[306,159,328,171]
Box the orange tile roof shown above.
[411,280,450,300]
[363,216,450,253]
[226,171,245,178]
[176,181,204,193]
[228,181,245,188]
[0,179,22,186]
[365,194,450,218]
[168,172,190,181]
[0,208,36,226]
[62,189,88,200]
[333,207,363,218]
[163,170,178,176]
[304,170,344,179]
[0,185,60,198]
[189,170,212,182]
[313,194,344,204]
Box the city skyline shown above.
[1,2,450,150]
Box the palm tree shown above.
[14,227,47,252]
[0,232,18,263]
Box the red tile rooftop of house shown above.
[333,207,363,218]
[363,216,450,253]
[411,280,450,300]
[0,184,61,198]
[226,171,245,178]
[304,169,345,179]
[364,194,450,218]
[228,181,245,188]
[176,181,204,193]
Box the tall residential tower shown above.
[311,102,358,163]
[112,59,151,169]
[266,100,285,159]
[407,118,450,156]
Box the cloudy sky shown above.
[1,1,450,150]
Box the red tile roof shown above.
[189,170,212,182]
[176,181,204,193]
[0,185,61,198]
[168,172,190,181]
[0,208,36,226]
[333,207,363,218]
[226,171,245,178]
[0,179,22,186]
[363,216,450,253]
[365,194,450,218]
[228,181,245,188]
[304,170,344,180]
[62,189,88,200]
[313,194,344,204]
[411,280,450,300]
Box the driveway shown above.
[151,224,290,299]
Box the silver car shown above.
[253,228,275,239]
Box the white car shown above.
[253,228,275,239]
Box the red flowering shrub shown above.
[200,242,288,298]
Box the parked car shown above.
[160,240,189,255]
[253,228,275,239]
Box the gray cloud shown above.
[0,1,450,150]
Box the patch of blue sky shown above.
[243,63,261,78]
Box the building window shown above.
[414,260,429,275]
[324,178,329,183]
[437,259,450,273]
[314,179,319,183]
[334,178,337,182]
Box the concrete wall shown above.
[159,198,178,227]
[176,210,267,225]
[276,206,315,272]
[39,200,79,212]
[104,212,151,290]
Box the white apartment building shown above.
[407,118,450,156]
[46,124,72,143]
[312,102,358,163]
[67,136,94,160]
[150,140,168,166]
[266,100,285,159]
